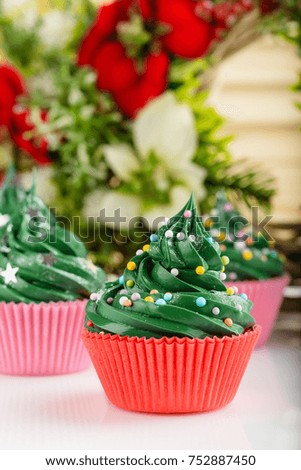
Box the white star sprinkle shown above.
[0,213,10,228]
[0,263,19,285]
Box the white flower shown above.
[133,91,197,165]
[27,72,56,97]
[38,10,75,49]
[83,190,140,231]
[1,0,28,13]
[21,166,55,205]
[0,0,38,28]
[101,92,206,229]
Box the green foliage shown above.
[0,0,96,76]
[30,63,130,217]
[121,150,175,211]
[0,16,41,75]
[1,0,294,269]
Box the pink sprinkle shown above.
[224,203,233,212]
[184,210,192,218]
[131,292,141,301]
[90,293,98,301]
[107,297,114,304]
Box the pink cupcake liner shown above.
[226,274,289,347]
[82,325,261,414]
[0,299,90,376]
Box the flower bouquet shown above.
[0,0,298,268]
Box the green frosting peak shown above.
[0,168,106,303]
[207,191,285,281]
[86,195,255,339]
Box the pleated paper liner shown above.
[226,274,289,347]
[82,325,261,414]
[0,299,90,376]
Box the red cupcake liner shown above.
[0,300,90,376]
[226,274,289,347]
[82,325,261,413]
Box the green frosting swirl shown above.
[86,195,255,339]
[207,192,285,281]
[0,168,106,303]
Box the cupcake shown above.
[82,195,260,413]
[0,168,106,375]
[206,192,289,347]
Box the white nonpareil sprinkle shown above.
[119,296,128,306]
[177,232,185,240]
[136,249,144,256]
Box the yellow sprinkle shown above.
[218,233,226,242]
[126,280,135,287]
[224,318,233,327]
[143,244,150,252]
[144,296,154,303]
[150,289,159,294]
[127,261,137,271]
[195,266,205,275]
[221,266,225,272]
[242,250,253,261]
[226,287,235,296]
[204,218,213,228]
[221,256,230,266]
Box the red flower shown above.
[0,63,51,164]
[10,109,51,165]
[0,64,25,133]
[260,1,280,14]
[113,50,169,116]
[77,0,215,117]
[209,1,254,39]
[154,0,213,59]
[78,0,169,117]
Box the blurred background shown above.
[0,1,300,343]
[211,33,301,345]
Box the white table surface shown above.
[0,345,300,450]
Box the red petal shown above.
[0,65,26,129]
[260,0,280,14]
[10,109,51,164]
[77,0,130,67]
[12,133,51,164]
[138,0,156,19]
[113,51,169,117]
[0,64,25,95]
[156,0,213,58]
[94,41,138,93]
